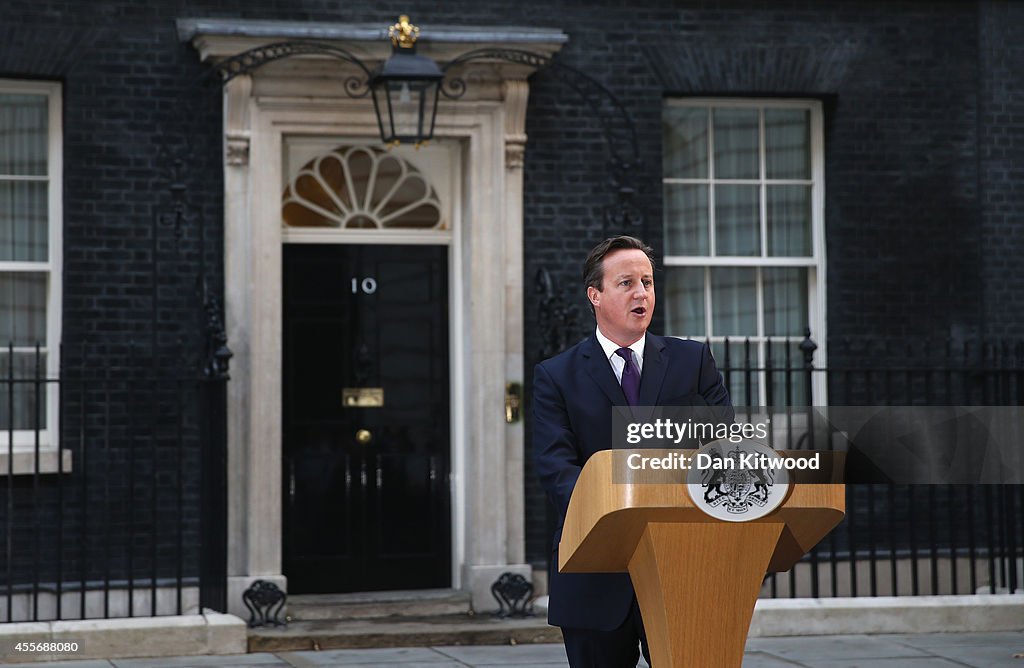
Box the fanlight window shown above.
[283,146,444,230]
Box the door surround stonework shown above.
[180,19,566,615]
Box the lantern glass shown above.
[377,79,439,144]
[369,46,443,146]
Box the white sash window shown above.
[0,79,63,471]
[662,99,825,406]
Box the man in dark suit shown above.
[533,236,731,667]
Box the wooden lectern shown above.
[559,449,845,668]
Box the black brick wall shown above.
[979,0,1024,338]
[0,0,1020,585]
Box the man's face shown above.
[588,248,655,347]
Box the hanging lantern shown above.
[369,16,444,147]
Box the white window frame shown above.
[0,78,65,474]
[662,98,827,406]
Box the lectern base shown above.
[627,522,784,668]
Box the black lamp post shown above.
[369,16,444,147]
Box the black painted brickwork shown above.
[979,1,1024,338]
[0,1,1020,584]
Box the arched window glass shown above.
[282,146,444,230]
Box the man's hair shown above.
[582,235,656,295]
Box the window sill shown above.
[0,448,73,475]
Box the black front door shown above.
[283,244,450,594]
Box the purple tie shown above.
[615,347,641,406]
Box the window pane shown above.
[0,94,48,176]
[663,184,708,256]
[0,351,47,430]
[764,267,808,336]
[767,185,811,257]
[767,341,808,407]
[0,273,47,346]
[664,267,705,336]
[0,181,48,261]
[662,106,708,178]
[713,341,758,406]
[710,267,756,336]
[714,185,760,256]
[713,108,758,179]
[765,109,810,180]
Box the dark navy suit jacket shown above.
[533,332,731,630]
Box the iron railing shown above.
[0,343,226,623]
[714,333,1024,598]
[2,331,1021,622]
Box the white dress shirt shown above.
[595,327,645,383]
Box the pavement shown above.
[3,632,1023,668]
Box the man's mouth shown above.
[631,306,647,316]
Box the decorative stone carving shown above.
[225,131,250,166]
[505,135,527,169]
[503,80,530,170]
[224,75,252,167]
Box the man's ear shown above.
[587,285,601,309]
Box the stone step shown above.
[248,613,561,652]
[285,588,473,622]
